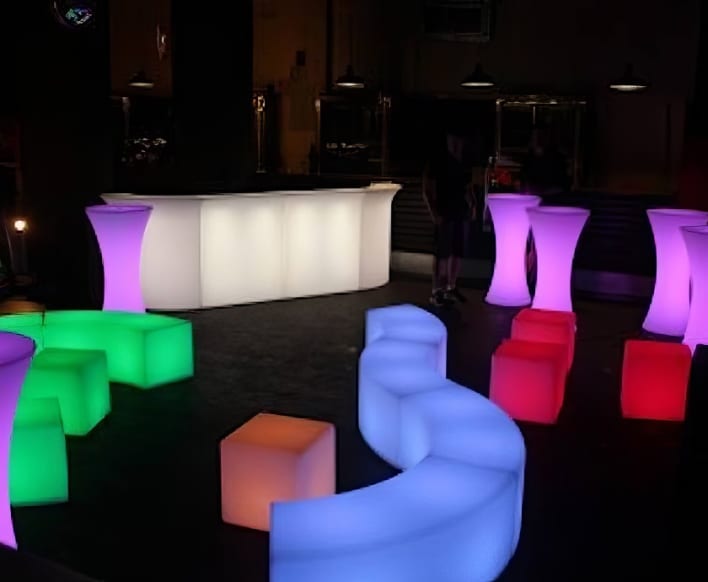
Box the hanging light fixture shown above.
[460,63,495,88]
[128,71,155,89]
[609,64,649,93]
[335,65,365,89]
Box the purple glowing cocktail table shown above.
[485,194,541,306]
[86,204,152,312]
[528,206,590,313]
[643,209,708,336]
[0,332,35,548]
[682,225,708,353]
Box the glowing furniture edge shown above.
[682,225,708,352]
[486,194,541,306]
[528,206,590,313]
[0,311,194,389]
[270,305,526,582]
[643,209,708,336]
[102,184,401,310]
[0,331,35,548]
[86,204,152,313]
[10,397,68,506]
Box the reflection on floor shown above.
[10,279,703,581]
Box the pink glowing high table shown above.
[528,206,589,313]
[485,194,541,306]
[643,209,708,336]
[86,204,152,312]
[682,225,708,353]
[0,332,35,548]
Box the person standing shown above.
[423,131,477,307]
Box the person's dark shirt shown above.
[521,147,569,197]
[429,153,469,219]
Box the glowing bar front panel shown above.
[643,209,708,336]
[528,207,590,313]
[86,204,152,312]
[486,194,541,307]
[682,225,708,352]
[103,185,400,310]
[270,305,526,582]
[0,331,35,548]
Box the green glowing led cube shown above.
[43,311,194,389]
[0,313,44,349]
[22,348,110,436]
[10,397,68,506]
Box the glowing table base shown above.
[643,209,708,336]
[528,207,590,313]
[0,332,35,548]
[86,204,152,313]
[682,225,708,352]
[103,185,401,310]
[270,305,525,582]
[486,194,541,306]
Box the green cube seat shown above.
[10,397,68,506]
[43,311,194,388]
[22,348,110,436]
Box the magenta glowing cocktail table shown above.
[0,332,36,548]
[486,194,541,306]
[86,204,152,312]
[528,206,590,313]
[643,209,708,336]
[682,225,708,353]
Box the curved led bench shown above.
[643,209,708,336]
[271,305,526,582]
[528,206,590,313]
[0,331,35,549]
[486,194,541,307]
[682,225,708,353]
[0,311,193,389]
[102,184,401,310]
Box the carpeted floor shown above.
[11,279,701,581]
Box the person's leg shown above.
[446,220,468,302]
[430,221,453,306]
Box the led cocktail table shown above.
[682,225,708,352]
[86,204,152,312]
[486,194,541,306]
[643,209,708,336]
[528,206,590,313]
[0,331,35,548]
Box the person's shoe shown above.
[446,286,467,303]
[429,289,453,307]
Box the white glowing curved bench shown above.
[102,184,400,310]
[270,304,526,582]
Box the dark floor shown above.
[9,279,705,581]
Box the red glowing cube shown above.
[490,338,567,424]
[511,308,576,371]
[621,340,691,421]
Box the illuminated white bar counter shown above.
[103,184,400,310]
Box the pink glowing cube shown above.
[621,340,691,421]
[490,339,567,424]
[511,308,576,371]
[220,412,335,531]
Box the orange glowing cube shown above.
[511,308,576,371]
[220,412,335,531]
[621,340,691,421]
[490,339,567,424]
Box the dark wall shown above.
[16,1,112,308]
[172,0,254,189]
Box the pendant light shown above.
[609,64,649,93]
[460,63,495,88]
[128,71,155,89]
[335,20,365,89]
